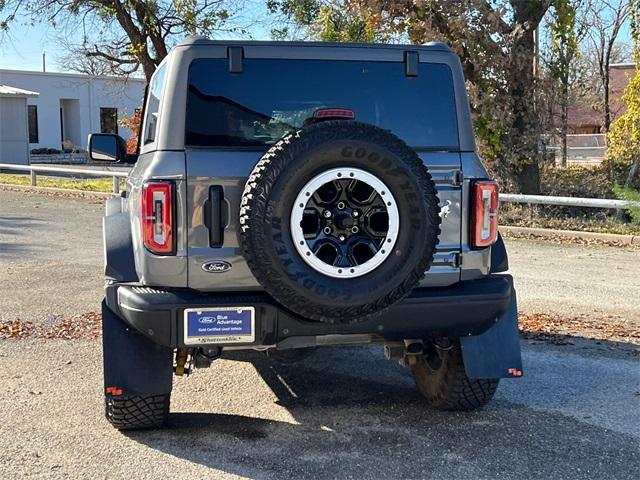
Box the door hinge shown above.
[426,169,463,186]
[228,47,244,74]
[404,51,419,77]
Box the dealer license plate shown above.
[183,307,255,345]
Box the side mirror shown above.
[88,133,128,162]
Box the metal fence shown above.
[1,163,639,209]
[546,133,607,165]
[500,193,640,210]
[0,163,128,194]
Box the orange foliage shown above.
[118,109,142,154]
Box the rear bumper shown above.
[105,275,515,349]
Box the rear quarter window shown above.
[185,58,459,149]
[142,63,167,146]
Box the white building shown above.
[0,85,40,165]
[0,69,145,156]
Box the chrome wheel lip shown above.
[290,167,399,279]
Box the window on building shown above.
[100,107,118,134]
[28,105,39,143]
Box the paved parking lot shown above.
[1,189,639,479]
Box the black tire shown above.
[411,342,499,411]
[239,121,441,323]
[105,394,170,430]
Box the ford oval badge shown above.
[198,316,217,324]
[202,260,232,273]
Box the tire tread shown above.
[105,394,170,430]
[412,344,499,411]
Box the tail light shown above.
[142,181,175,255]
[470,180,499,248]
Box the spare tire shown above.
[239,121,440,323]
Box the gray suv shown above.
[89,37,522,430]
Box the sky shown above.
[0,1,273,73]
[0,2,633,74]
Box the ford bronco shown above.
[89,37,522,430]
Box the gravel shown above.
[507,238,640,324]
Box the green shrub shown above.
[613,186,640,225]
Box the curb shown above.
[500,225,639,245]
[0,183,117,199]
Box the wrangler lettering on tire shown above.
[239,121,441,323]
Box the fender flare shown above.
[103,198,138,282]
[490,233,509,273]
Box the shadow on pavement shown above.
[0,216,46,257]
[125,346,638,479]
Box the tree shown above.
[267,0,390,42]
[271,0,553,193]
[1,1,242,80]
[543,0,595,167]
[607,0,640,192]
[56,39,112,75]
[584,0,630,133]
[544,0,583,167]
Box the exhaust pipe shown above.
[403,339,424,355]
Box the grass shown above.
[0,173,124,193]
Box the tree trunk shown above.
[111,1,162,81]
[615,157,639,222]
[561,126,568,168]
[603,71,611,132]
[505,18,541,194]
[515,162,542,194]
[623,157,640,189]
[561,80,569,168]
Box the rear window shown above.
[185,58,458,149]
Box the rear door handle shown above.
[204,186,224,247]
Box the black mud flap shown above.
[460,293,523,379]
[102,300,173,397]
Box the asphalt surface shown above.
[0,190,104,325]
[1,189,639,479]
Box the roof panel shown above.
[0,85,39,97]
